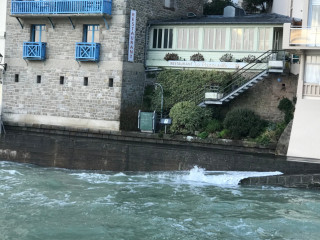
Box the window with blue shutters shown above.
[83,25,100,43]
[31,25,46,42]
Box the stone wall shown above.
[1,125,320,174]
[3,0,203,131]
[3,0,130,130]
[224,73,298,122]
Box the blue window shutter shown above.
[83,25,88,42]
[31,25,35,42]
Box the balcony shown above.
[283,23,320,51]
[11,0,112,16]
[75,42,100,62]
[23,42,47,60]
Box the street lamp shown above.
[0,53,7,73]
[154,83,163,119]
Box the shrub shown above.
[205,119,222,133]
[223,109,266,139]
[198,131,209,139]
[241,55,256,63]
[278,98,295,124]
[164,53,179,61]
[169,101,211,135]
[218,129,230,139]
[190,53,205,61]
[219,53,234,62]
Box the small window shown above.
[83,25,99,43]
[37,75,41,83]
[15,74,19,82]
[60,76,64,85]
[109,78,114,87]
[84,77,88,86]
[31,25,46,42]
[152,28,173,49]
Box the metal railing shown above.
[290,27,320,47]
[208,50,285,98]
[75,42,100,61]
[23,42,47,60]
[11,0,112,15]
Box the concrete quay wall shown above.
[240,174,320,189]
[1,125,320,177]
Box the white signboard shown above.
[168,61,247,69]
[128,10,136,62]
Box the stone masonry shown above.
[3,0,204,131]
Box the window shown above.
[230,28,254,51]
[60,76,64,85]
[258,28,271,51]
[37,75,41,84]
[15,74,19,82]
[177,28,199,50]
[164,0,174,9]
[305,55,320,84]
[83,25,99,43]
[84,77,88,86]
[109,78,114,87]
[31,25,46,42]
[309,0,320,27]
[152,28,173,49]
[203,28,226,50]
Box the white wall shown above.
[272,0,303,19]
[0,0,7,60]
[0,0,7,113]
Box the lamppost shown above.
[154,83,163,119]
[0,53,7,73]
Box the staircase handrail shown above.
[216,50,285,97]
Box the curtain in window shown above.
[305,55,320,84]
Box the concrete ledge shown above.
[3,121,276,154]
[240,174,320,189]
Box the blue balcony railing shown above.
[11,0,112,15]
[75,42,100,62]
[23,42,47,60]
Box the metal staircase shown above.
[190,50,286,106]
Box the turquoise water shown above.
[1,161,320,240]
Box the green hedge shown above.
[169,101,211,135]
[146,70,231,112]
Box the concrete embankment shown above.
[0,123,320,190]
[240,173,320,189]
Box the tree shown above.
[242,0,273,14]
[204,0,234,15]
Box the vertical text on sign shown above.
[128,10,137,62]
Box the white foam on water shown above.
[176,166,282,187]
[70,172,110,184]
[0,170,22,175]
[113,172,127,177]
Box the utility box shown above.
[138,110,156,133]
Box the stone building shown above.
[2,0,203,131]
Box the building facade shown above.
[283,0,320,159]
[2,0,203,131]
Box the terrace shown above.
[11,0,112,16]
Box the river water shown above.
[1,161,320,240]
